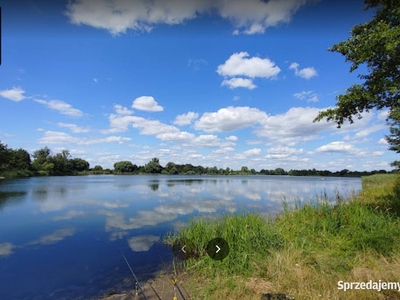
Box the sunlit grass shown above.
[165,174,400,299]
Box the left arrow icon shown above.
[181,245,186,253]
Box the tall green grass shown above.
[166,212,283,276]
[358,174,400,216]
[165,174,400,299]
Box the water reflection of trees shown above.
[149,183,159,191]
[0,191,26,211]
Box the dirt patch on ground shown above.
[100,273,191,300]
[245,277,273,294]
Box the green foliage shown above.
[144,157,162,173]
[71,158,90,171]
[0,141,10,171]
[0,141,33,177]
[274,167,286,175]
[31,147,89,176]
[92,165,103,171]
[386,106,400,155]
[314,0,400,163]
[113,160,137,173]
[32,147,51,165]
[8,148,32,170]
[314,0,400,126]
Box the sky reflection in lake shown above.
[0,175,361,299]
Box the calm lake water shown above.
[0,175,361,300]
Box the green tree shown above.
[8,148,32,170]
[32,147,51,169]
[50,150,72,175]
[144,157,162,174]
[71,158,90,171]
[274,167,286,175]
[114,161,136,173]
[241,166,249,174]
[313,0,400,169]
[386,107,400,169]
[92,165,103,171]
[0,142,10,171]
[314,0,400,125]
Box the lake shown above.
[0,175,361,300]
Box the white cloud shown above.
[289,62,318,79]
[157,131,195,143]
[233,96,240,101]
[66,0,312,36]
[93,78,98,83]
[244,148,261,156]
[173,111,199,126]
[217,52,280,79]
[294,91,319,102]
[378,138,388,145]
[255,107,334,144]
[130,116,220,146]
[354,124,386,138]
[226,135,238,142]
[265,146,304,159]
[213,147,235,154]
[191,135,221,147]
[57,122,90,133]
[102,114,223,147]
[35,99,83,117]
[114,104,133,115]
[315,141,361,155]
[221,77,257,90]
[132,96,163,112]
[86,136,132,145]
[101,114,138,133]
[194,106,268,132]
[131,116,180,135]
[128,235,160,252]
[0,87,27,101]
[188,58,208,70]
[39,131,75,144]
[372,151,384,156]
[38,131,131,145]
[0,130,15,137]
[0,243,14,256]
[377,110,389,121]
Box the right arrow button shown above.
[206,238,229,261]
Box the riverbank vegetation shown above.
[165,174,400,299]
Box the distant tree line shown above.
[113,157,395,177]
[0,141,396,178]
[0,142,93,177]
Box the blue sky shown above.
[0,0,395,171]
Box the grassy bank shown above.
[165,174,400,299]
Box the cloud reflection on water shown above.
[128,235,160,252]
[28,228,76,245]
[53,210,86,221]
[0,242,14,256]
[27,176,360,241]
